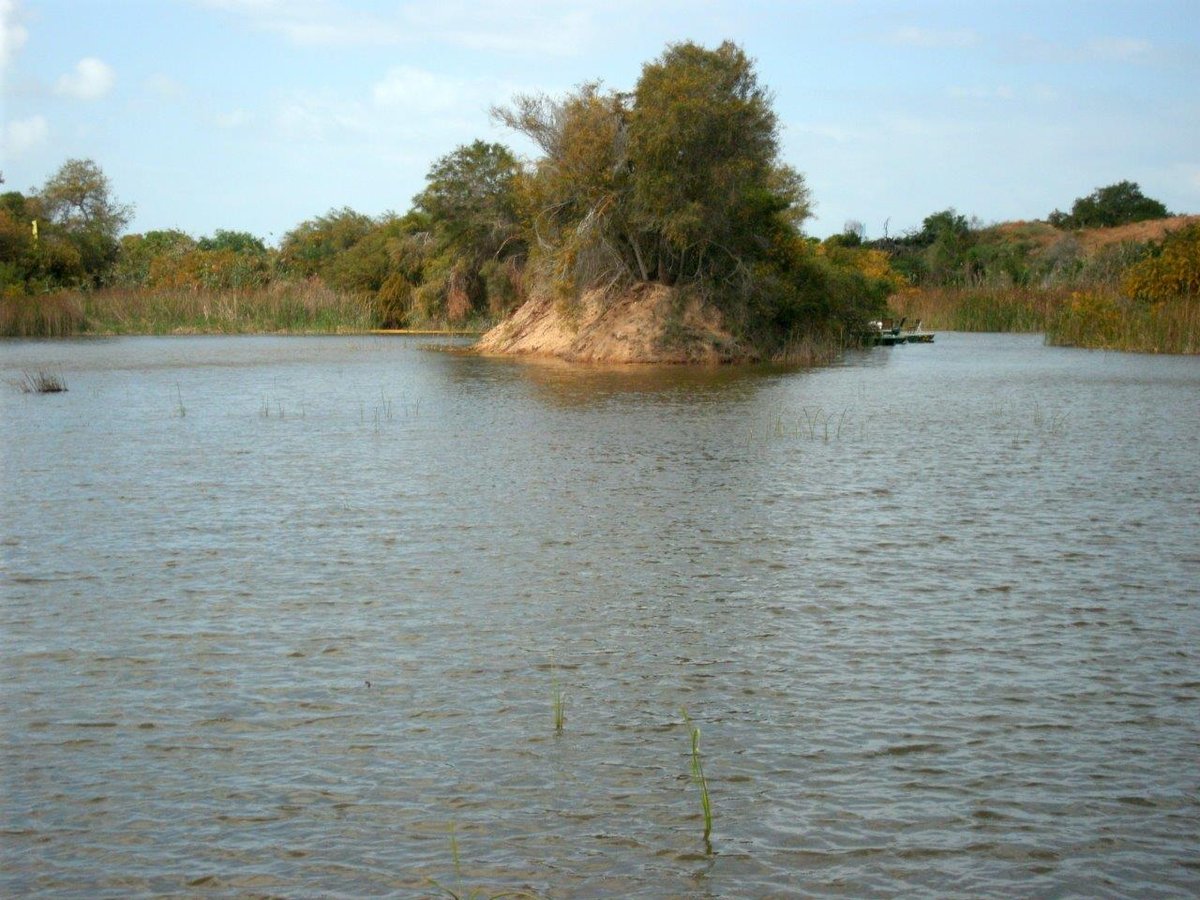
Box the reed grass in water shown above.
[16,370,68,393]
[1046,290,1199,353]
[429,824,540,899]
[0,293,84,337]
[889,286,1071,333]
[552,680,565,734]
[1,283,378,336]
[681,708,713,849]
[80,284,378,334]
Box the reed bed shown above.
[889,286,1073,333]
[0,292,86,337]
[1046,290,1199,353]
[79,282,377,334]
[772,328,846,366]
[1,283,499,336]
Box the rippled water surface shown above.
[2,333,1198,897]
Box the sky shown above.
[2,0,1198,244]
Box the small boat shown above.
[862,317,935,346]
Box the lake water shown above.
[2,333,1198,897]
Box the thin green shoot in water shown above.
[552,679,565,734]
[681,708,713,849]
[429,823,540,899]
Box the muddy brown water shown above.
[2,333,1198,897]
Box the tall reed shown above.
[552,679,565,734]
[428,824,539,899]
[16,370,68,393]
[1046,290,1199,353]
[772,328,846,366]
[79,282,377,334]
[889,286,1072,333]
[681,709,713,849]
[0,292,85,337]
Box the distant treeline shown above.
[1,42,904,347]
[1,59,1196,353]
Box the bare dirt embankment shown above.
[475,283,745,364]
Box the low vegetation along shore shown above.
[3,45,1197,356]
[884,215,1200,354]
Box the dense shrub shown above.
[1121,223,1200,303]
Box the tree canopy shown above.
[1049,181,1169,229]
[413,140,522,262]
[489,39,877,348]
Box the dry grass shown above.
[1047,289,1199,353]
[1076,215,1200,253]
[79,282,377,334]
[889,286,1073,333]
[0,292,86,337]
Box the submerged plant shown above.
[681,708,713,850]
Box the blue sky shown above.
[3,0,1198,243]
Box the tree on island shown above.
[491,40,889,353]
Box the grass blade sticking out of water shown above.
[428,824,542,899]
[552,678,565,734]
[681,708,713,851]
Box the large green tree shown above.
[38,158,132,284]
[279,207,375,278]
[628,40,809,286]
[413,140,523,264]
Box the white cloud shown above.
[890,26,979,49]
[947,85,1014,101]
[192,0,592,55]
[214,108,252,129]
[274,92,371,140]
[1013,34,1158,66]
[0,0,28,69]
[371,66,478,114]
[397,1,592,56]
[145,73,185,99]
[271,67,500,143]
[1085,37,1152,63]
[4,114,48,157]
[55,57,116,100]
[194,0,407,45]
